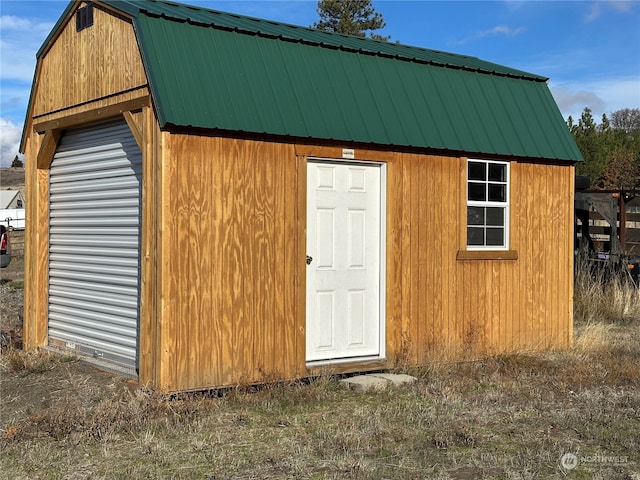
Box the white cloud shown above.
[550,77,640,121]
[477,25,526,38]
[0,118,23,168]
[0,14,52,83]
[0,15,53,33]
[454,24,526,46]
[584,0,636,22]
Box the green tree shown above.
[569,107,640,190]
[572,107,607,181]
[11,155,23,168]
[312,0,390,41]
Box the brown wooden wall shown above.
[151,139,574,392]
[453,161,574,358]
[150,134,301,391]
[32,3,146,119]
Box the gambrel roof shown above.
[29,0,583,162]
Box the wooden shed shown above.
[21,0,583,392]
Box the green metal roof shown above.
[32,0,584,162]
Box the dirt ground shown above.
[1,255,137,436]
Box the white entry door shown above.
[306,160,383,362]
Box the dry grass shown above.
[574,254,640,324]
[1,263,639,479]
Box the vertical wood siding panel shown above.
[506,161,518,353]
[284,146,299,378]
[456,158,467,354]
[409,156,421,361]
[386,156,403,364]
[233,141,251,382]
[536,165,547,348]
[223,139,236,384]
[417,155,428,362]
[197,137,214,386]
[293,154,305,377]
[492,261,502,354]
[566,166,575,347]
[254,143,270,378]
[400,154,413,361]
[445,156,459,352]
[139,107,155,386]
[279,142,295,379]
[159,132,177,390]
[275,152,289,376]
[443,156,454,350]
[243,142,256,381]
[214,138,233,385]
[210,137,224,385]
[518,162,531,350]
[547,165,557,347]
[178,136,193,386]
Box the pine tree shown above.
[11,155,23,168]
[569,107,640,189]
[313,0,390,41]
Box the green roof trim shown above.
[25,0,583,162]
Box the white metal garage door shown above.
[48,118,141,369]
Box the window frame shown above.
[466,158,510,251]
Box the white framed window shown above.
[467,159,509,250]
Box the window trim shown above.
[465,158,510,251]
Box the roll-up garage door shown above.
[48,118,141,369]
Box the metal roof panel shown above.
[105,0,583,161]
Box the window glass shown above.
[467,227,485,246]
[468,161,486,181]
[466,159,509,250]
[486,228,504,246]
[488,163,506,182]
[468,183,486,202]
[488,184,505,202]
[467,207,485,226]
[486,207,504,226]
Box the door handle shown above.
[306,255,313,265]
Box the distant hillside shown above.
[0,168,26,196]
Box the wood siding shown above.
[152,140,574,391]
[32,3,146,119]
[395,156,574,362]
[155,134,300,391]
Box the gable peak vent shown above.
[76,3,94,32]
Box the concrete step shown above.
[339,373,417,392]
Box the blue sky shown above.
[1,0,639,166]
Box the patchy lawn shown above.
[1,319,639,479]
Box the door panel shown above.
[306,160,382,362]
